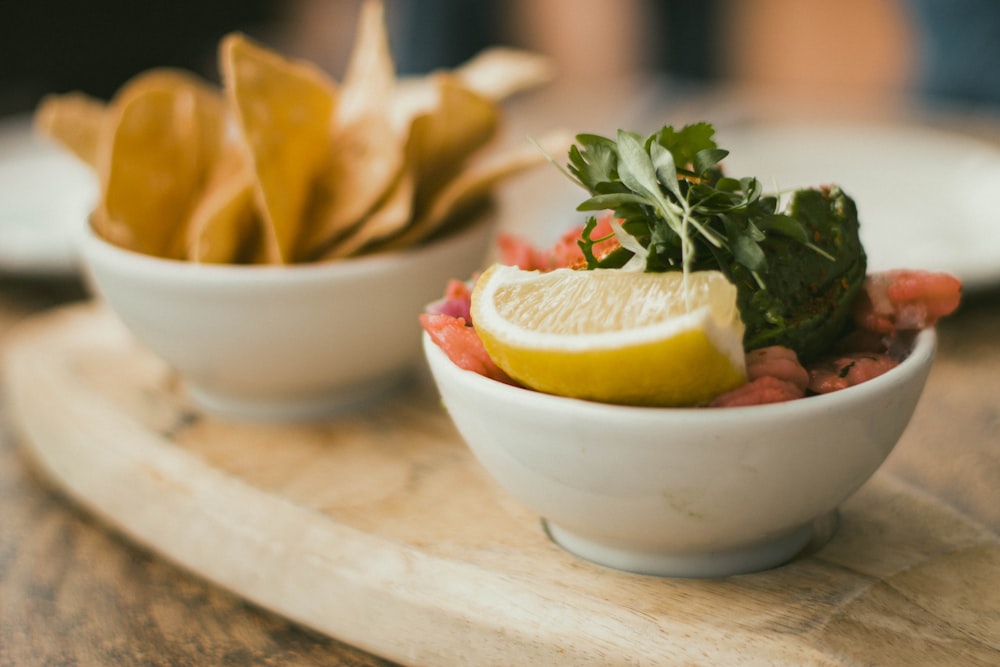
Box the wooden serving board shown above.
[5,302,999,666]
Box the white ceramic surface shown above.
[0,114,98,275]
[81,213,495,421]
[423,329,937,578]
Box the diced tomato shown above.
[709,376,805,407]
[807,353,900,394]
[419,313,514,384]
[853,269,962,335]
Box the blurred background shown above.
[3,0,1000,117]
[1,0,1000,284]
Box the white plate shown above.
[0,114,98,276]
[719,122,1000,290]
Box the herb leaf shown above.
[615,130,669,208]
[562,122,868,361]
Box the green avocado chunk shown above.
[728,186,867,362]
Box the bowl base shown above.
[187,372,409,422]
[544,520,819,578]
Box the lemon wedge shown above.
[470,265,747,406]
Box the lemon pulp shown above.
[470,265,747,406]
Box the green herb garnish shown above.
[543,122,867,362]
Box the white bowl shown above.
[80,212,495,421]
[423,329,936,577]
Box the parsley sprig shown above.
[549,123,832,293]
[532,122,867,361]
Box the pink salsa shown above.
[420,216,962,407]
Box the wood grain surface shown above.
[3,297,998,666]
[0,280,396,667]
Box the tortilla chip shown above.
[383,129,573,250]
[454,47,556,101]
[318,167,416,260]
[337,0,396,122]
[88,208,131,250]
[33,92,107,168]
[32,2,558,266]
[109,69,227,157]
[185,146,260,263]
[301,0,404,256]
[319,72,501,259]
[407,74,499,215]
[304,113,403,255]
[220,32,338,263]
[100,75,214,257]
[390,47,554,132]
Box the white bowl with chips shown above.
[82,210,495,421]
[423,328,936,578]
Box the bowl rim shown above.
[80,208,495,284]
[423,327,937,423]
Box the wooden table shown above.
[0,276,395,666]
[2,84,999,665]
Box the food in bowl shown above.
[423,326,937,577]
[424,123,961,408]
[82,207,495,420]
[421,122,961,576]
[34,0,562,265]
[33,0,569,419]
